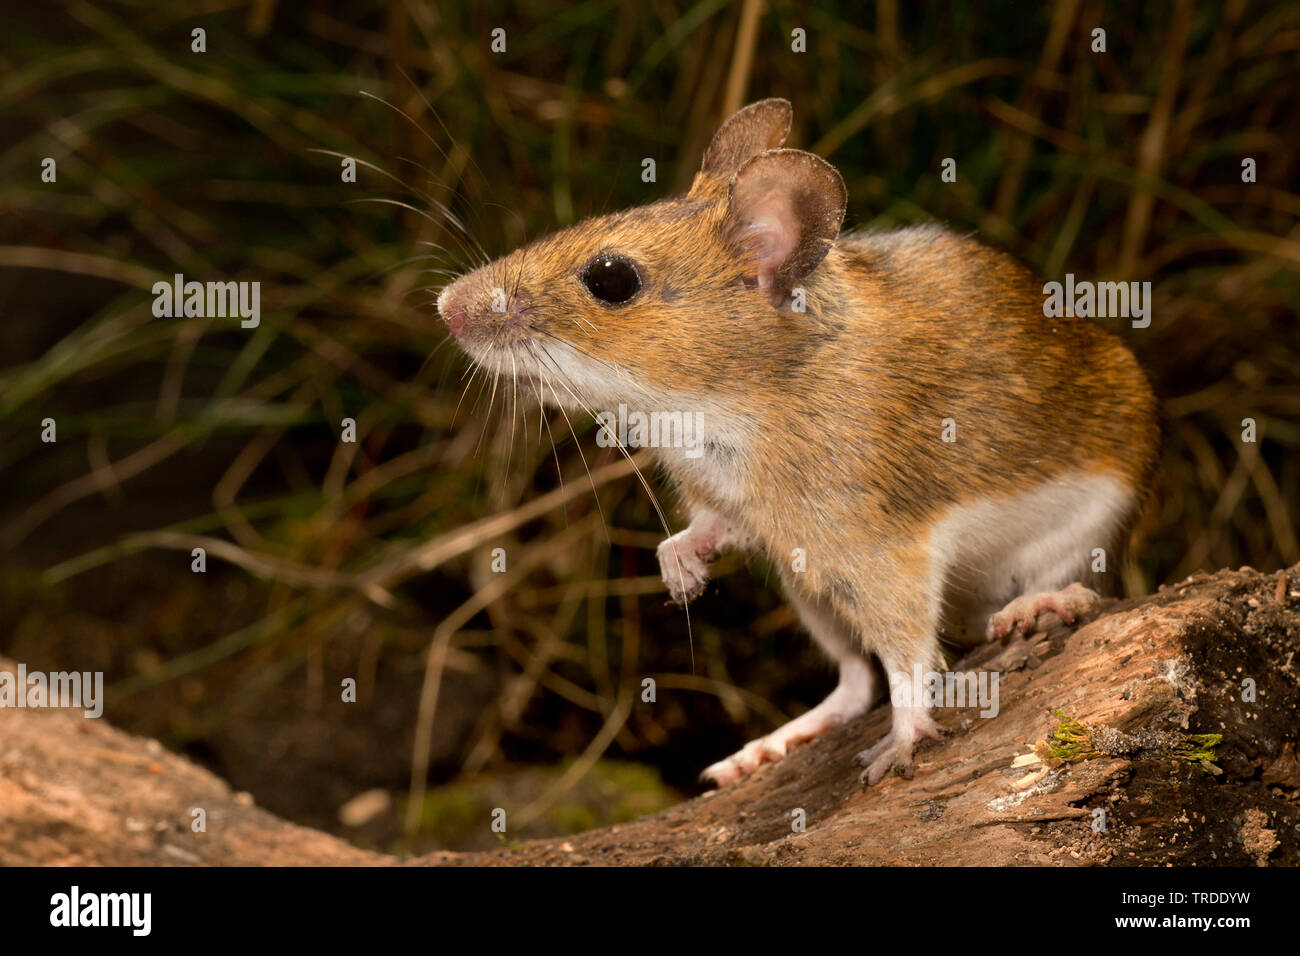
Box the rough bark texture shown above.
[2,564,1296,867]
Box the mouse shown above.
[436,98,1159,787]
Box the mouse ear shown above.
[700,98,793,180]
[725,148,847,296]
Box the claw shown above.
[856,709,942,786]
[986,582,1099,640]
[657,531,712,606]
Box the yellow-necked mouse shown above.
[437,99,1159,787]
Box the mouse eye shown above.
[582,255,641,305]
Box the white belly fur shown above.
[930,469,1137,640]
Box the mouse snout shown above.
[436,286,470,336]
[437,279,536,342]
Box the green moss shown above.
[403,760,681,853]
[412,784,481,843]
[1047,710,1102,762]
[1046,710,1224,774]
[551,803,599,834]
[1172,733,1225,775]
[494,832,525,853]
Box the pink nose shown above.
[440,297,468,336]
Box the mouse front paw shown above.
[656,532,712,606]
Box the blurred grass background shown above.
[1,0,1297,852]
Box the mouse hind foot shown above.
[855,702,944,785]
[985,581,1099,640]
[937,468,1136,641]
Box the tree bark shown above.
[2,563,1296,866]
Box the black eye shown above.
[582,255,641,305]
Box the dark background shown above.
[1,0,1297,852]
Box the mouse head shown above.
[437,98,847,411]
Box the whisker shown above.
[450,352,484,426]
[347,196,480,271]
[530,340,694,667]
[307,145,484,269]
[361,80,496,268]
[530,345,610,542]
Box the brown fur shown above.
[439,98,1160,784]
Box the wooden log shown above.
[1,563,1295,866]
